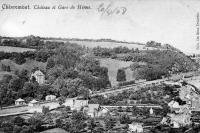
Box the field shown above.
[45,39,150,50]
[99,58,133,86]
[0,59,47,80]
[0,46,36,53]
[0,71,17,81]
[69,40,146,49]
[0,106,29,115]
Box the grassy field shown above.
[45,39,148,50]
[0,59,47,80]
[0,71,17,81]
[0,46,36,53]
[69,40,146,50]
[99,58,134,86]
[0,106,29,115]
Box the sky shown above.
[0,0,200,54]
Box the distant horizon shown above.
[2,34,198,55]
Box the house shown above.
[30,70,45,85]
[128,122,143,133]
[168,100,180,112]
[28,99,42,113]
[167,112,191,128]
[45,95,56,101]
[15,98,26,105]
[28,99,40,107]
[63,99,88,110]
[84,104,100,117]
[98,107,110,117]
[160,117,170,125]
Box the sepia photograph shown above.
[0,0,200,132]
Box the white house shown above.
[15,98,26,105]
[98,107,110,117]
[45,95,56,101]
[167,113,191,128]
[168,100,180,112]
[84,104,100,117]
[31,70,45,85]
[128,123,143,133]
[63,99,88,110]
[28,99,40,107]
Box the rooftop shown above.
[15,98,25,102]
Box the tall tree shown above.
[116,69,126,82]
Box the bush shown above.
[116,69,126,82]
[42,106,50,115]
[119,114,132,124]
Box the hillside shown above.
[0,35,198,84]
[99,58,133,86]
[0,46,35,53]
[0,59,46,77]
[0,36,161,51]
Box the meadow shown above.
[0,46,35,53]
[99,58,133,86]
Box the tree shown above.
[8,77,23,92]
[117,69,126,82]
[132,106,138,116]
[20,125,34,133]
[27,114,43,131]
[47,65,64,84]
[18,69,29,82]
[0,121,14,133]
[46,57,55,70]
[55,119,63,128]
[14,54,26,65]
[126,107,131,112]
[104,116,116,132]
[118,106,123,112]
[71,111,87,122]
[22,82,38,98]
[87,118,96,133]
[2,74,13,83]
[58,96,65,105]
[69,111,87,133]
[60,78,85,98]
[36,49,50,62]
[13,125,22,133]
[119,114,131,124]
[42,106,50,115]
[12,116,25,126]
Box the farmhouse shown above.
[45,95,56,101]
[15,98,26,105]
[30,70,45,85]
[128,122,143,133]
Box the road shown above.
[91,79,165,97]
[91,71,199,97]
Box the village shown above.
[0,67,200,133]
